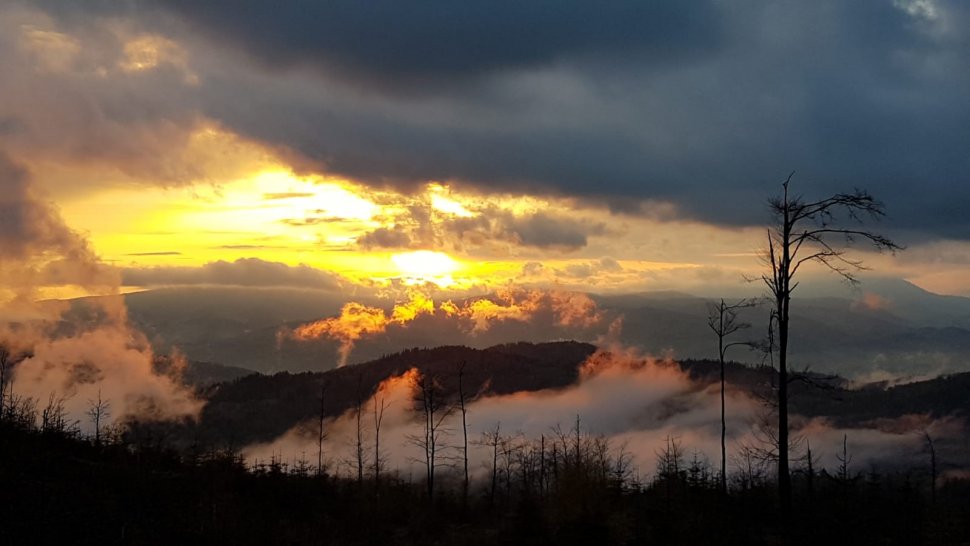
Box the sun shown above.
[391,251,460,285]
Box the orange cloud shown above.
[461,296,534,333]
[292,302,391,366]
[288,289,606,366]
[389,291,435,322]
[460,289,602,332]
[290,292,436,366]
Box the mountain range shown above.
[116,278,970,379]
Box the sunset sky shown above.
[3,0,970,306]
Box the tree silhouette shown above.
[407,371,452,502]
[316,379,328,476]
[0,346,9,420]
[41,392,76,436]
[353,373,367,484]
[85,388,111,446]
[761,174,901,518]
[372,381,389,484]
[706,298,756,495]
[922,430,937,505]
[456,361,470,507]
[836,433,852,483]
[479,422,503,507]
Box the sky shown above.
[2,0,970,304]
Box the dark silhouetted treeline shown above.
[2,411,969,545]
[4,341,970,544]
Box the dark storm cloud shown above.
[504,212,603,250]
[162,0,970,238]
[15,1,970,239]
[157,0,723,87]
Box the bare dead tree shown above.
[732,443,769,491]
[317,380,328,476]
[456,361,470,506]
[499,431,525,504]
[539,433,546,499]
[85,388,111,446]
[922,430,937,505]
[477,422,503,507]
[372,383,389,484]
[761,174,901,516]
[41,392,77,436]
[406,371,452,502]
[707,298,756,495]
[0,346,9,420]
[837,433,852,483]
[353,373,366,484]
[573,415,582,467]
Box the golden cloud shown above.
[286,289,605,365]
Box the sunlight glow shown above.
[428,183,474,217]
[391,251,460,286]
[49,125,773,296]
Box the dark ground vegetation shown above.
[2,409,969,545]
[3,342,970,545]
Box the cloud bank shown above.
[244,347,961,484]
[122,258,345,290]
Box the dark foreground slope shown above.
[3,341,970,545]
[2,420,969,546]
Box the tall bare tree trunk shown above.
[317,381,327,476]
[719,331,727,495]
[778,284,791,518]
[373,390,387,485]
[924,431,937,505]
[761,175,899,523]
[355,374,364,485]
[707,298,753,496]
[0,347,10,423]
[457,362,469,507]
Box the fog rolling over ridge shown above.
[119,277,970,380]
[188,342,967,485]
